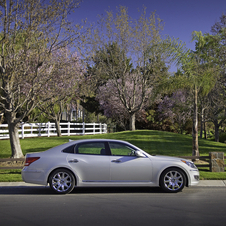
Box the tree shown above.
[38,49,83,136]
[0,0,82,158]
[174,32,219,156]
[210,13,226,141]
[205,81,226,142]
[96,75,147,130]
[80,97,103,121]
[83,6,168,130]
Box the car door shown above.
[67,141,111,183]
[109,142,152,183]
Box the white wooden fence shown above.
[0,122,107,139]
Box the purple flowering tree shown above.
[97,78,147,130]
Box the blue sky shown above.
[73,0,226,51]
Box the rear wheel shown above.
[49,169,75,194]
[160,168,186,193]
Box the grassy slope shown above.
[1,130,226,181]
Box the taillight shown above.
[24,157,40,166]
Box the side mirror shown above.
[135,151,146,158]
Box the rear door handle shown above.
[69,159,79,163]
[111,159,121,163]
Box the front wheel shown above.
[49,169,75,194]
[160,168,186,193]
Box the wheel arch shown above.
[47,167,78,185]
[159,166,189,187]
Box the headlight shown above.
[181,160,197,169]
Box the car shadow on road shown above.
[0,186,165,195]
[72,186,164,194]
[0,186,53,195]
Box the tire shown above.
[49,169,75,194]
[160,168,186,193]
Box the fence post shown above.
[93,123,95,135]
[68,122,70,136]
[82,122,85,135]
[47,122,50,137]
[21,123,24,139]
[209,152,225,172]
[38,123,41,137]
[31,123,33,136]
[100,123,102,134]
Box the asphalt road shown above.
[0,186,226,226]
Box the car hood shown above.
[150,155,185,162]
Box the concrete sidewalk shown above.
[0,181,226,187]
[0,182,47,187]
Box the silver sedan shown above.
[22,139,199,194]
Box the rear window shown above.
[62,145,75,154]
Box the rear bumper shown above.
[22,167,48,186]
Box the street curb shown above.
[197,180,226,187]
[0,181,226,187]
[0,182,47,187]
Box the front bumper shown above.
[189,169,200,186]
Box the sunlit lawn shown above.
[1,130,226,181]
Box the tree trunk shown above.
[180,128,183,134]
[0,113,4,124]
[54,118,62,137]
[214,119,219,142]
[204,119,207,139]
[7,119,24,158]
[200,107,204,139]
[129,113,136,131]
[192,87,199,156]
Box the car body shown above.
[22,139,199,194]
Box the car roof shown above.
[69,139,131,144]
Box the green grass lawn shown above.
[1,130,226,181]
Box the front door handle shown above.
[111,159,121,163]
[69,159,79,163]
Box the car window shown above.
[62,145,75,154]
[109,142,136,156]
[76,142,108,155]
